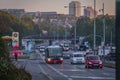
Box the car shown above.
[85,55,103,69]
[63,43,70,51]
[39,46,45,52]
[70,52,85,64]
[63,51,71,59]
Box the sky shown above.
[0,0,115,15]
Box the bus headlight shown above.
[47,58,51,62]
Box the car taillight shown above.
[88,62,92,64]
[47,58,51,62]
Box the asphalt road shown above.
[12,50,115,80]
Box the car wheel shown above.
[85,65,89,69]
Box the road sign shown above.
[12,32,19,50]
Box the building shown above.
[1,9,25,17]
[69,1,81,17]
[84,6,97,19]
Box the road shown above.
[12,49,115,80]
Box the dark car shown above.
[63,51,71,59]
[85,55,103,69]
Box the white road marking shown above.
[59,69,85,72]
[46,60,73,80]
[37,49,73,80]
[38,64,54,80]
[103,73,110,76]
[71,76,115,79]
[90,69,94,71]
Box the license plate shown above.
[94,64,98,66]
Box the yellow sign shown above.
[13,33,18,37]
[12,32,19,49]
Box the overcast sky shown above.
[0,0,115,15]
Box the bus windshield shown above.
[48,48,62,57]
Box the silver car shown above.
[70,52,85,64]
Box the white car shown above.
[70,52,85,64]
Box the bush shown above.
[0,34,32,80]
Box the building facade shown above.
[69,1,81,17]
[84,6,97,19]
[1,9,25,17]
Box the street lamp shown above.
[93,0,96,54]
[99,3,106,56]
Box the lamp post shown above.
[93,0,96,55]
[102,3,106,57]
[99,3,106,57]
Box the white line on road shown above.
[38,50,73,80]
[58,69,85,72]
[47,64,73,80]
[71,76,115,79]
[38,64,54,80]
[39,50,76,80]
[103,73,110,76]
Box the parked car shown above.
[70,52,85,64]
[85,55,103,69]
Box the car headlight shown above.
[88,62,92,64]
[99,61,102,64]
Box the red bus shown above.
[45,45,63,64]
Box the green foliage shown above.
[0,20,32,80]
[0,59,31,80]
[0,10,35,37]
[75,15,115,47]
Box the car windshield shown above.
[74,54,83,57]
[88,56,100,60]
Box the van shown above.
[70,52,85,64]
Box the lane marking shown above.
[37,50,115,80]
[37,49,73,80]
[103,73,110,76]
[71,76,115,79]
[38,64,54,80]
[58,69,85,72]
[47,64,73,80]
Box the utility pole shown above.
[93,0,96,55]
[103,3,105,46]
[102,3,106,59]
